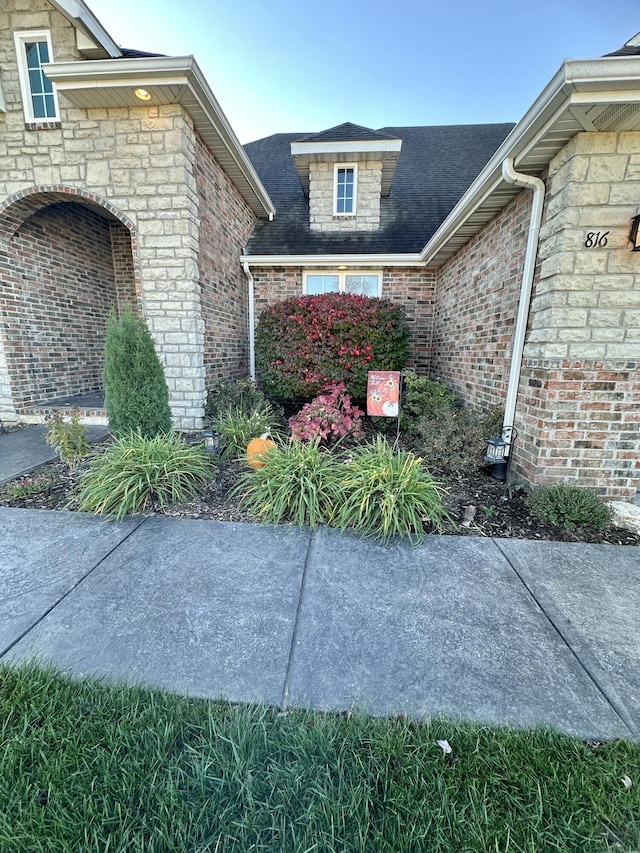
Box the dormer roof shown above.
[290,122,403,196]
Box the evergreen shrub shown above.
[103,307,172,438]
[255,293,409,400]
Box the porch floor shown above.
[19,391,107,424]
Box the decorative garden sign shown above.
[367,371,401,417]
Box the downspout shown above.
[500,158,545,456]
[242,259,256,380]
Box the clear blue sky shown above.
[89,0,633,144]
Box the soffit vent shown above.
[592,103,640,132]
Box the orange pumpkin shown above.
[246,432,276,470]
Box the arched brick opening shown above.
[0,188,139,410]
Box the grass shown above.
[1,663,639,852]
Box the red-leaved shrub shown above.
[289,382,363,443]
[255,293,409,399]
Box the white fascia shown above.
[420,55,640,264]
[43,55,275,220]
[48,0,122,58]
[239,254,426,267]
[290,139,403,156]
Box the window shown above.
[14,30,59,122]
[304,271,380,297]
[334,165,356,215]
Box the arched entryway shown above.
[0,188,139,416]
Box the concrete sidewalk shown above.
[0,424,109,485]
[1,506,638,741]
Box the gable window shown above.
[304,271,380,297]
[14,31,59,122]
[334,165,357,215]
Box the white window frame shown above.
[303,270,381,298]
[14,30,60,123]
[333,163,357,216]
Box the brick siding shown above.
[195,133,257,389]
[3,202,119,407]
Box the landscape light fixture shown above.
[202,429,220,455]
[629,213,640,251]
[484,426,517,481]
[134,88,152,101]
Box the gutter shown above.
[242,261,256,380]
[239,253,426,267]
[500,158,545,454]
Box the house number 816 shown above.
[584,231,609,248]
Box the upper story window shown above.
[334,165,357,216]
[304,271,380,297]
[14,30,60,122]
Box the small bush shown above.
[256,293,409,400]
[205,378,277,423]
[44,408,90,470]
[216,404,282,461]
[289,382,363,443]
[4,474,56,499]
[75,432,212,520]
[335,436,452,544]
[399,371,461,435]
[103,306,172,438]
[412,406,504,474]
[231,440,343,529]
[529,484,612,531]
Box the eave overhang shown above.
[43,55,276,220]
[240,253,425,268]
[421,56,640,268]
[290,138,403,196]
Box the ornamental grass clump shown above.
[529,484,612,532]
[336,436,452,545]
[75,432,212,520]
[231,440,343,529]
[289,381,363,443]
[255,292,409,399]
[215,403,282,461]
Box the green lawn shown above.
[1,663,638,852]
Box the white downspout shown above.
[500,158,545,455]
[242,260,256,380]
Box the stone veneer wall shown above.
[4,202,119,407]
[0,0,253,429]
[309,161,382,231]
[195,133,257,390]
[431,189,531,411]
[513,132,640,499]
[251,266,436,373]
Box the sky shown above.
[88,0,635,144]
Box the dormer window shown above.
[14,30,60,123]
[334,165,356,215]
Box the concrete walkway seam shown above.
[492,537,638,738]
[279,529,316,711]
[0,516,148,661]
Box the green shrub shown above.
[216,404,282,461]
[44,407,90,470]
[399,371,461,435]
[231,440,343,529]
[412,406,504,474]
[103,306,172,438]
[205,377,276,423]
[75,432,212,520]
[255,293,409,400]
[529,484,612,531]
[289,382,363,443]
[335,436,452,544]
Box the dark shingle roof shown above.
[295,122,400,143]
[243,123,515,256]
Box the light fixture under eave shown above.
[134,88,152,101]
[629,213,640,251]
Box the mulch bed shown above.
[1,435,638,546]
